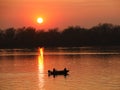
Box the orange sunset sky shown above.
[0,0,120,30]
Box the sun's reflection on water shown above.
[38,47,44,90]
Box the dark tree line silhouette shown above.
[0,23,120,48]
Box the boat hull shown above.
[48,69,69,76]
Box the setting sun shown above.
[37,17,43,24]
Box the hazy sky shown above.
[0,0,120,30]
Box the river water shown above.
[0,47,120,90]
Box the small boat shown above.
[48,68,69,76]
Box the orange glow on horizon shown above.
[1,0,120,30]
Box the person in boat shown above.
[48,68,69,76]
[53,68,56,74]
[64,68,67,72]
[63,68,68,74]
[53,68,56,72]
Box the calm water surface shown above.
[0,47,120,90]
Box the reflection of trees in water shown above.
[0,23,120,48]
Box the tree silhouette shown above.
[3,28,15,48]
[0,23,120,48]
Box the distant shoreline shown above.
[1,46,120,49]
[0,23,120,49]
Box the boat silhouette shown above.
[48,68,69,77]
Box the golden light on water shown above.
[38,48,43,62]
[38,47,44,73]
[38,47,44,89]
